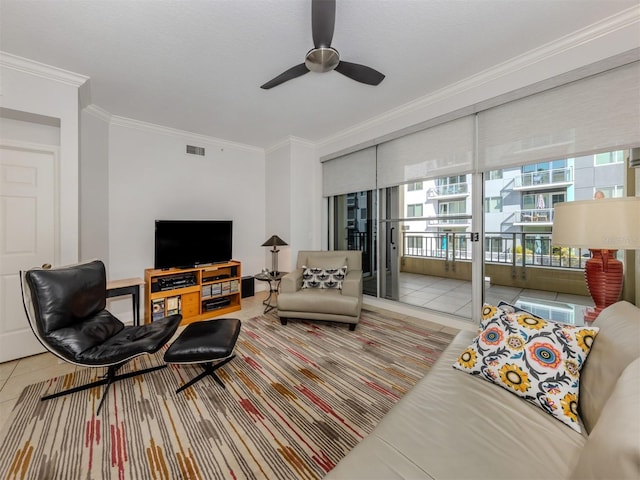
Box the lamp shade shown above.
[261,235,288,247]
[552,198,640,249]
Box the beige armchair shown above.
[277,250,363,330]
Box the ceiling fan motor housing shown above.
[305,47,340,72]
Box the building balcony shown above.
[427,214,471,228]
[427,182,469,199]
[512,167,573,191]
[513,208,554,226]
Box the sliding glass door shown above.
[378,175,478,319]
[481,149,632,325]
[331,190,377,297]
[379,187,399,301]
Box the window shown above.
[438,175,466,185]
[439,200,466,215]
[407,203,423,217]
[484,197,502,213]
[596,185,624,198]
[521,160,569,186]
[595,151,624,166]
[407,182,423,191]
[522,192,564,209]
[487,170,503,180]
[435,175,469,195]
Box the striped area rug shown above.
[0,310,455,479]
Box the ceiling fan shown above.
[260,0,385,89]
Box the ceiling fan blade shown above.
[260,63,310,89]
[312,0,336,48]
[335,61,385,86]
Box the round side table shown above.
[254,272,287,313]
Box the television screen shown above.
[154,220,232,269]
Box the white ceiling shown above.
[1,0,637,149]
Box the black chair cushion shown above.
[164,319,241,363]
[75,315,182,365]
[26,260,107,334]
[24,260,182,366]
[47,310,124,359]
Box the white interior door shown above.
[0,142,57,362]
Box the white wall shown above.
[80,107,110,264]
[265,138,322,274]
[0,115,60,146]
[264,142,292,272]
[0,56,85,265]
[290,138,321,254]
[107,120,266,287]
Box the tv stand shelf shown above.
[144,260,241,325]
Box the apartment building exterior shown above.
[402,151,626,262]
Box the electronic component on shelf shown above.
[152,272,197,292]
[202,297,231,311]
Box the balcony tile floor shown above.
[398,272,594,319]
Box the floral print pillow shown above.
[454,304,599,433]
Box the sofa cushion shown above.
[277,288,360,317]
[570,357,640,480]
[578,301,640,433]
[305,254,348,270]
[326,331,587,479]
[453,305,599,432]
[301,265,347,289]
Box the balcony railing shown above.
[427,213,471,226]
[513,167,573,189]
[403,231,589,269]
[515,208,554,224]
[427,182,469,198]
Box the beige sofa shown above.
[277,250,363,330]
[325,301,640,479]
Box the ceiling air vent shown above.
[186,145,205,156]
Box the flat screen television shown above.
[154,220,232,269]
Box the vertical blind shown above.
[323,61,640,194]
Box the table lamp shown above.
[552,197,640,321]
[262,235,288,275]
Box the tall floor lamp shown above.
[262,235,288,275]
[552,197,640,321]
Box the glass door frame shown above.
[329,173,486,325]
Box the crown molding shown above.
[109,114,263,154]
[318,5,640,156]
[265,135,317,154]
[83,104,112,123]
[0,51,89,87]
[288,136,317,149]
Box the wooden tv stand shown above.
[144,260,241,325]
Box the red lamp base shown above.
[584,249,623,322]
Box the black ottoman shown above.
[164,318,241,394]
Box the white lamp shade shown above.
[552,198,640,249]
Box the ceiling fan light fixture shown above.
[305,47,339,73]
